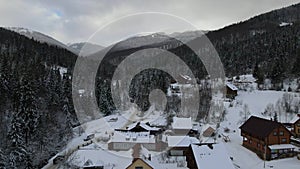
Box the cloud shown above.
[0,0,299,46]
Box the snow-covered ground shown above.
[220,90,300,169]
[45,79,300,169]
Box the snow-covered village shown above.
[1,1,300,169]
[40,75,300,169]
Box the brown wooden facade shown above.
[126,158,154,169]
[226,86,237,99]
[240,116,294,160]
[292,118,300,138]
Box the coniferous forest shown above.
[0,3,300,168]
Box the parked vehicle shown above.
[84,134,95,141]
[53,155,65,165]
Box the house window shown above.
[135,167,143,169]
[297,123,300,127]
[273,131,277,136]
[281,138,287,143]
[298,128,300,133]
[243,137,248,142]
[249,139,252,144]
[257,143,260,148]
[279,131,284,136]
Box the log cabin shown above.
[240,116,296,160]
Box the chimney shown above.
[148,154,151,161]
[132,143,141,159]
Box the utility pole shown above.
[263,144,267,168]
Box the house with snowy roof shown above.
[291,114,300,138]
[186,143,235,169]
[226,82,238,99]
[240,116,296,160]
[172,117,197,136]
[127,143,189,169]
[108,131,155,151]
[167,136,200,156]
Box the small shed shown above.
[202,127,216,137]
[226,82,238,99]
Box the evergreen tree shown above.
[17,72,39,144]
[292,48,300,76]
[274,113,278,122]
[0,148,7,168]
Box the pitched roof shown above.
[126,158,155,169]
[290,114,300,124]
[191,143,235,169]
[126,122,160,131]
[239,116,284,138]
[202,127,216,137]
[226,82,238,91]
[167,136,200,147]
[172,117,192,130]
[110,131,156,143]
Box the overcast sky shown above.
[1,0,300,46]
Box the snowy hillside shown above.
[170,30,207,43]
[68,42,104,56]
[5,27,77,54]
[112,30,206,51]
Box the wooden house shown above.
[291,114,300,138]
[126,158,154,169]
[226,82,238,99]
[240,116,296,160]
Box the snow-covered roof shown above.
[70,149,124,168]
[126,122,160,131]
[226,82,238,91]
[110,131,156,143]
[279,22,293,27]
[180,74,192,81]
[148,117,167,127]
[78,89,85,94]
[83,159,104,167]
[268,144,297,150]
[191,143,235,169]
[167,136,199,147]
[172,117,192,130]
[290,114,300,124]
